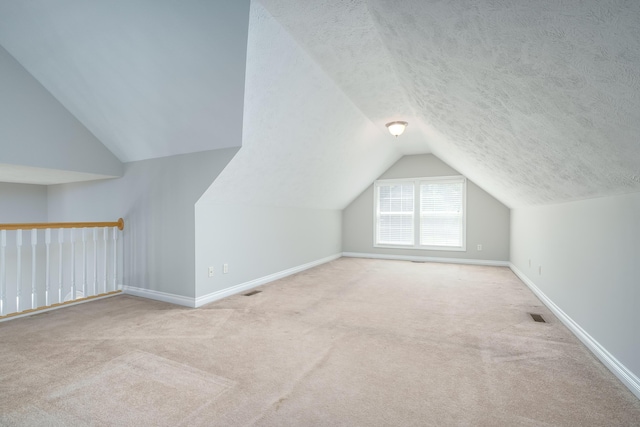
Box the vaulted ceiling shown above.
[0,0,249,162]
[259,0,640,207]
[202,2,402,210]
[1,0,639,209]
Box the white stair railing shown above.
[0,230,6,316]
[31,229,37,309]
[16,230,22,313]
[0,218,124,319]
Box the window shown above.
[375,182,414,245]
[374,176,466,251]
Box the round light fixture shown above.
[386,121,408,137]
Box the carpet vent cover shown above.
[244,290,262,296]
[530,313,546,323]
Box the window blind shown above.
[374,176,466,250]
[376,183,414,245]
[419,179,464,247]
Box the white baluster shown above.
[16,230,22,312]
[70,228,76,300]
[31,229,37,309]
[93,228,98,296]
[103,228,108,294]
[81,228,87,297]
[0,230,6,316]
[45,229,51,307]
[58,229,64,304]
[112,227,118,291]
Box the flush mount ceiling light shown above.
[386,121,408,137]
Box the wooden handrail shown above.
[0,218,124,231]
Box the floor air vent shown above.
[244,290,262,296]
[530,313,546,323]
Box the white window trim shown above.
[373,176,467,252]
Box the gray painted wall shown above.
[0,182,47,223]
[0,45,122,177]
[511,192,640,379]
[191,2,363,300]
[47,148,238,298]
[195,201,341,298]
[343,154,510,261]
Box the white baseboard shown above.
[509,263,640,400]
[123,286,195,308]
[342,252,509,267]
[195,253,342,308]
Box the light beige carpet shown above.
[0,258,638,426]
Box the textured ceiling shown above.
[260,0,640,207]
[0,0,250,162]
[1,0,638,208]
[202,2,401,210]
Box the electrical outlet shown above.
[223,263,228,274]
[208,266,214,277]
[477,244,482,251]
[539,266,542,275]
[529,259,531,268]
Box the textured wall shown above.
[260,0,640,208]
[343,154,510,261]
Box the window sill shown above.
[374,243,467,252]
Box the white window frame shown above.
[373,176,466,251]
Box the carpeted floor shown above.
[1,258,639,426]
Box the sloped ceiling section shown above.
[201,2,401,210]
[258,0,430,156]
[260,0,640,208]
[0,44,122,183]
[0,0,250,162]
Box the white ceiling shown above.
[260,0,640,207]
[0,0,250,162]
[203,2,402,210]
[257,0,427,156]
[1,0,638,208]
[0,43,123,185]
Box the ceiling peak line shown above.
[360,0,425,124]
[259,0,417,138]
